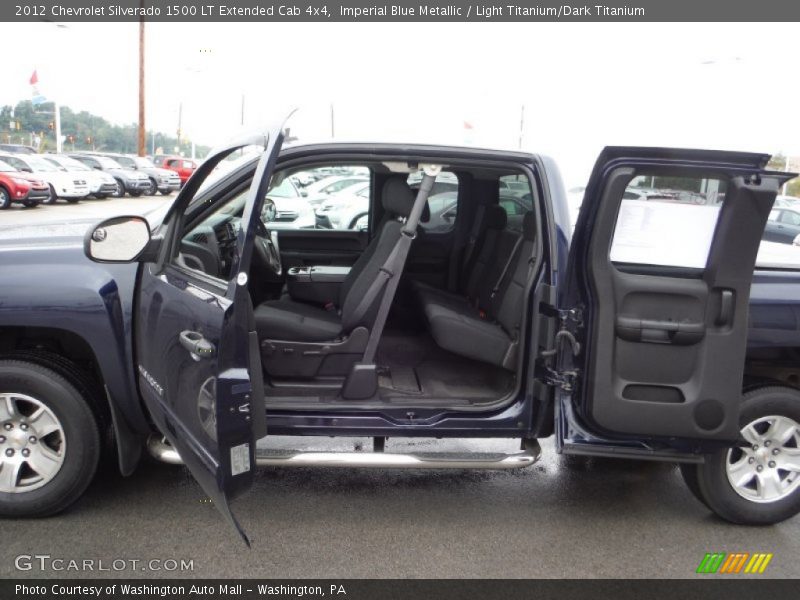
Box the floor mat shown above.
[376,331,514,401]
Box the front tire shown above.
[45,185,58,204]
[0,187,10,209]
[112,180,125,198]
[0,360,101,517]
[145,178,158,196]
[694,386,800,525]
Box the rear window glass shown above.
[610,174,726,269]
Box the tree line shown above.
[0,100,209,158]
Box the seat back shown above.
[491,212,537,338]
[462,205,507,301]
[338,176,418,333]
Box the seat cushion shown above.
[255,299,343,342]
[423,300,513,368]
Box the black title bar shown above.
[3,579,800,600]
[4,0,800,22]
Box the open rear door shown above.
[135,125,284,543]
[563,147,794,446]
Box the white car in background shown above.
[315,181,371,229]
[264,177,315,230]
[300,174,369,208]
[43,154,119,199]
[775,194,800,208]
[0,153,90,204]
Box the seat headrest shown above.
[382,176,416,217]
[523,212,536,241]
[485,204,507,230]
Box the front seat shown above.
[254,176,420,343]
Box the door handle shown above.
[715,289,734,327]
[179,330,216,359]
[616,316,705,345]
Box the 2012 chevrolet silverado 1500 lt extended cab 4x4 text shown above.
[1,128,799,543]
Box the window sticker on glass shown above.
[610,175,726,269]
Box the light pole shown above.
[137,8,146,156]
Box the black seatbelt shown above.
[490,235,523,300]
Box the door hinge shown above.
[538,304,583,392]
[543,367,579,392]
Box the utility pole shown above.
[241,94,245,126]
[518,104,525,150]
[176,102,182,154]
[330,103,335,138]
[54,100,62,153]
[137,8,146,156]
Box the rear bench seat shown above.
[416,211,536,369]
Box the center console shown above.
[286,265,351,305]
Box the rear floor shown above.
[262,329,515,404]
[376,331,515,402]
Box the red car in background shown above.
[152,155,197,186]
[0,159,50,208]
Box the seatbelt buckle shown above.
[324,302,336,312]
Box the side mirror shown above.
[85,216,151,263]
[93,166,102,170]
[300,190,308,197]
[21,167,33,173]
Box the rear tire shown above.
[695,386,800,525]
[679,463,710,508]
[0,360,101,517]
[0,187,10,209]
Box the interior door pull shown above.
[179,330,216,359]
[616,316,705,345]
[716,290,734,327]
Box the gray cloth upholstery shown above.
[418,209,537,369]
[255,176,417,343]
[255,299,342,342]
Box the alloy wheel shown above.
[726,415,800,503]
[0,393,66,493]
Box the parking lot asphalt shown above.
[1,437,798,579]
[0,194,174,229]
[0,202,798,580]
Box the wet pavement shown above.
[1,437,798,579]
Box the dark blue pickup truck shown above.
[1,129,799,541]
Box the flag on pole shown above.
[29,69,46,105]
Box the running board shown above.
[147,436,540,470]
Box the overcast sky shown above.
[1,22,798,186]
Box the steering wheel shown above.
[254,220,282,277]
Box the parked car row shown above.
[0,145,198,209]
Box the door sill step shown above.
[147,436,540,470]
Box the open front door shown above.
[135,126,284,544]
[563,147,793,446]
